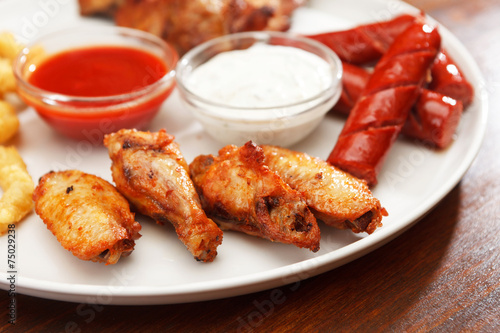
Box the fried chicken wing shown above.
[261,145,386,234]
[79,0,306,55]
[190,141,320,252]
[33,170,141,265]
[78,0,123,16]
[104,129,223,262]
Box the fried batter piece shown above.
[33,170,141,265]
[261,145,387,234]
[79,0,306,55]
[190,141,320,252]
[104,129,223,262]
[0,146,34,234]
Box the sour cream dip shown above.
[185,44,334,110]
[176,31,342,146]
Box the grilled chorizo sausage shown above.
[334,62,464,149]
[308,14,474,107]
[429,50,474,108]
[403,90,463,149]
[306,14,416,65]
[333,62,371,115]
[327,20,441,186]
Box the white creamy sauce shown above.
[186,44,333,109]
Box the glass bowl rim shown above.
[175,30,343,117]
[13,25,178,105]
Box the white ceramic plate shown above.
[0,0,487,305]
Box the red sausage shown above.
[429,51,474,108]
[306,14,416,65]
[403,90,463,149]
[327,21,441,186]
[306,27,385,65]
[334,62,464,149]
[307,14,474,107]
[333,62,371,115]
[358,14,418,52]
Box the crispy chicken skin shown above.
[261,145,387,234]
[79,0,306,55]
[78,0,124,16]
[104,129,223,262]
[33,170,141,265]
[190,141,320,252]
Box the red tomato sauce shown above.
[19,45,177,141]
[28,46,168,97]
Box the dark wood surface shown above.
[2,0,500,332]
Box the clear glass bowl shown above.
[175,31,342,147]
[13,26,178,142]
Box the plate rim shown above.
[0,0,489,304]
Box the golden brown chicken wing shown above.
[190,141,320,252]
[79,0,306,55]
[261,145,386,234]
[33,170,141,265]
[104,129,223,262]
[78,0,123,16]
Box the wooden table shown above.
[2,0,499,331]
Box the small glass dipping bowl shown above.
[175,31,342,147]
[13,26,178,142]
